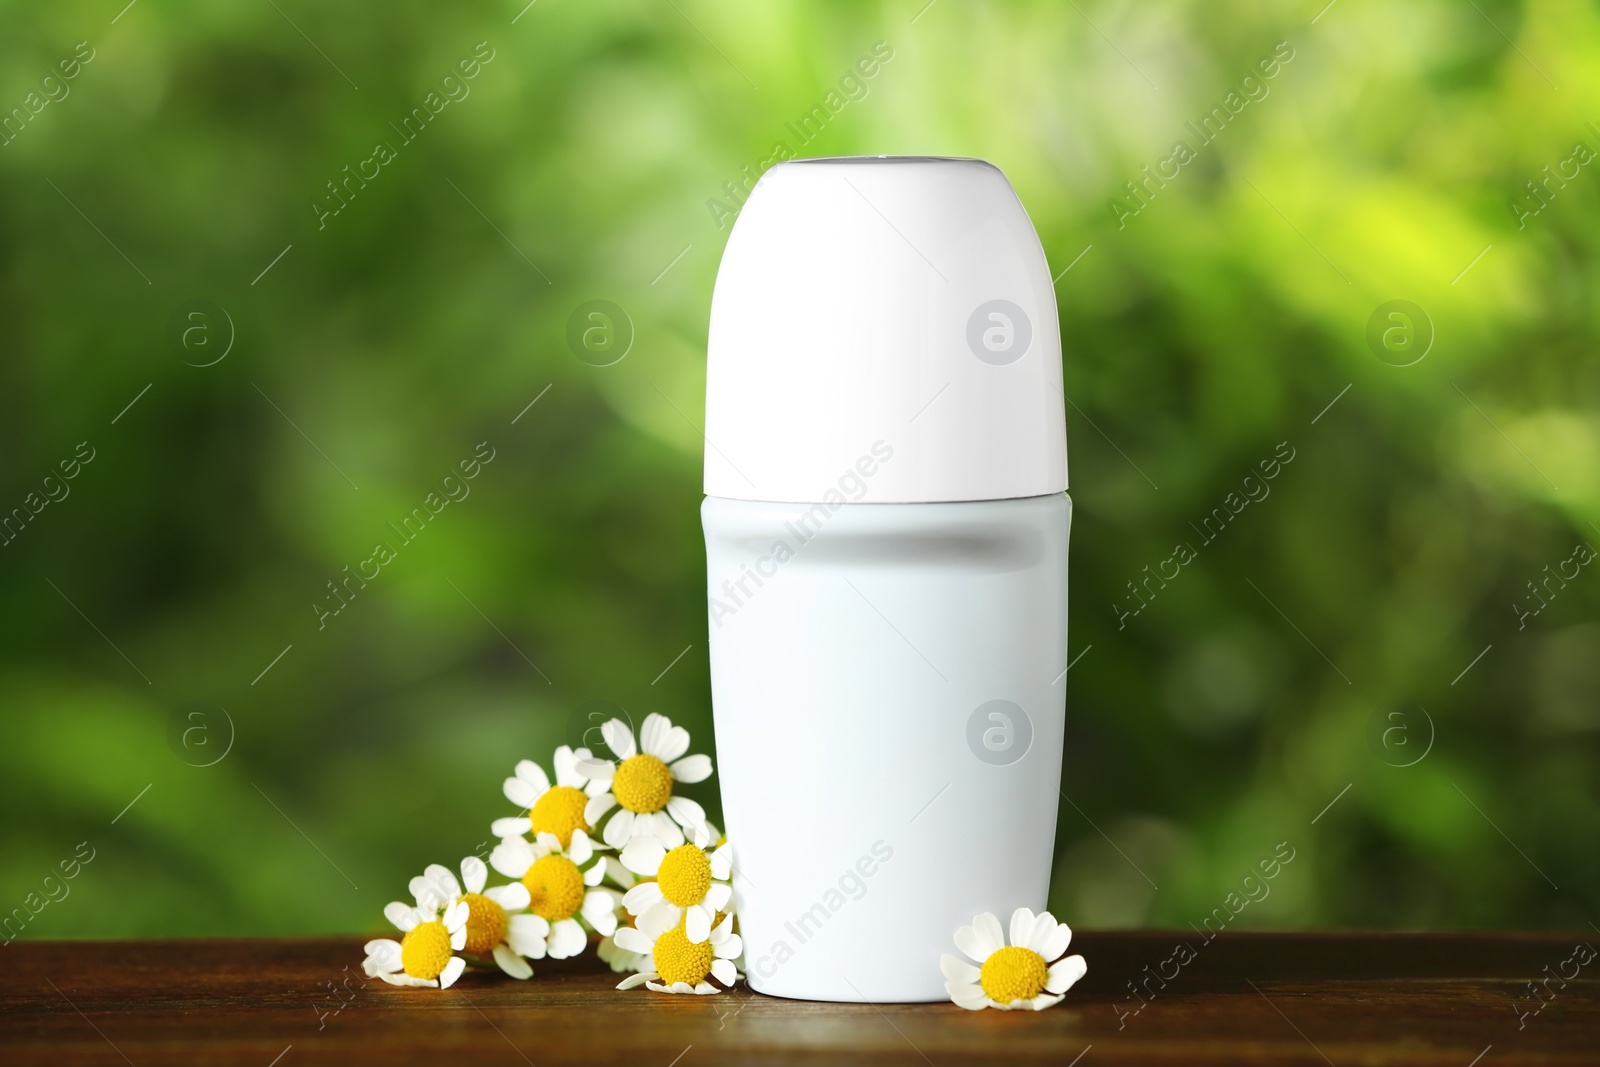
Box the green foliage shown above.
[1,0,1595,937]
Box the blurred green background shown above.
[2,0,1596,940]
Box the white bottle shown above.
[701,157,1069,1003]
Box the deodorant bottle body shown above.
[701,157,1069,1003]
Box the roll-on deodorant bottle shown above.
[701,157,1069,1002]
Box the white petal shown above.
[385,902,419,932]
[361,957,395,979]
[503,771,543,809]
[613,926,654,955]
[534,831,562,855]
[508,915,549,958]
[604,856,636,889]
[584,792,617,825]
[511,912,550,937]
[596,936,634,971]
[553,745,585,787]
[1038,919,1073,962]
[690,982,720,995]
[485,882,531,911]
[1028,992,1066,1011]
[1009,907,1035,949]
[603,809,635,850]
[583,890,618,935]
[1045,954,1087,994]
[547,918,586,959]
[940,954,980,984]
[621,837,666,877]
[460,856,488,895]
[438,955,466,990]
[490,837,533,879]
[623,881,665,916]
[946,982,988,1010]
[643,811,684,848]
[684,904,712,944]
[704,882,733,913]
[568,830,594,867]
[669,753,712,783]
[1025,910,1060,956]
[638,902,680,939]
[583,858,608,887]
[445,899,470,933]
[711,957,738,986]
[709,845,732,881]
[954,923,994,965]
[601,718,636,760]
[653,725,691,764]
[363,939,401,974]
[409,876,445,913]
[576,758,615,782]
[713,931,743,960]
[640,713,671,760]
[493,943,532,979]
[379,971,436,988]
[616,971,655,990]
[665,795,705,830]
[516,758,551,791]
[490,816,531,838]
[972,912,1006,957]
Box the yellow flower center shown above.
[651,926,713,987]
[399,920,453,981]
[523,854,585,921]
[460,892,506,956]
[530,784,591,847]
[657,844,711,907]
[612,754,672,813]
[979,945,1049,1004]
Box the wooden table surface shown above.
[5,932,1596,1065]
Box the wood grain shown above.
[4,932,1596,1065]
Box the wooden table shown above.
[5,932,1595,1065]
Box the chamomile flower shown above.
[363,898,470,989]
[613,913,743,995]
[492,745,607,848]
[490,831,618,958]
[408,857,536,980]
[620,822,732,943]
[578,713,713,849]
[941,908,1087,1011]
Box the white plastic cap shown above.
[704,156,1067,504]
